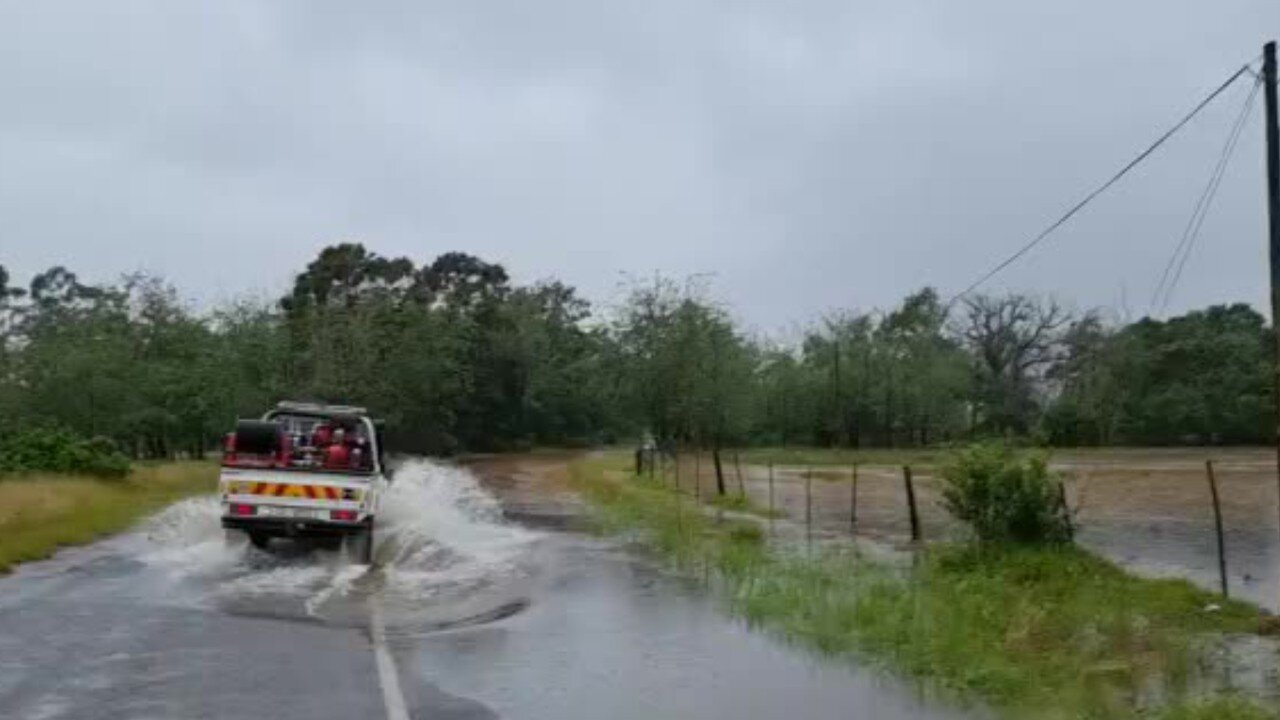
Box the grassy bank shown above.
[0,462,217,571]
[570,453,1276,720]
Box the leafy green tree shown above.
[1118,305,1266,444]
[1,247,1274,462]
[1042,313,1124,445]
[878,288,969,445]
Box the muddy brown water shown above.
[665,448,1280,610]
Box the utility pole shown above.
[1264,41,1280,574]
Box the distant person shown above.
[312,422,334,448]
[350,428,371,470]
[324,428,351,468]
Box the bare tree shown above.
[957,293,1072,434]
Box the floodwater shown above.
[1062,448,1280,611]
[0,457,968,719]
[677,448,1280,610]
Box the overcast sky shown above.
[1,2,1276,331]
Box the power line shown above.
[1159,81,1261,312]
[1151,76,1262,309]
[946,62,1256,309]
[1152,75,1263,313]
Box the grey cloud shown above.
[1,1,1275,330]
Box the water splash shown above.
[377,459,536,587]
[139,458,540,631]
[141,496,241,577]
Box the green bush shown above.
[941,442,1071,545]
[0,429,131,479]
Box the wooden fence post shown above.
[850,463,859,531]
[805,466,814,545]
[734,452,745,498]
[675,464,684,532]
[694,450,702,500]
[712,447,726,496]
[903,465,921,543]
[1057,479,1074,542]
[1206,459,1229,598]
[768,461,775,532]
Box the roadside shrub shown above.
[941,442,1071,545]
[0,429,131,479]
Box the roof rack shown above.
[274,400,369,417]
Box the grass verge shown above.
[570,453,1276,720]
[705,491,785,518]
[0,462,217,571]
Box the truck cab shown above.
[219,401,387,563]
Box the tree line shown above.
[0,244,1271,459]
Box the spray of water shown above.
[373,460,539,605]
[139,458,540,630]
[142,495,241,576]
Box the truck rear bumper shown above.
[221,516,367,539]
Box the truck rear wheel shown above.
[248,532,271,550]
[346,524,374,564]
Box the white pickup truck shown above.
[219,401,388,563]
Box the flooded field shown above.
[668,447,1280,610]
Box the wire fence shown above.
[650,447,1280,610]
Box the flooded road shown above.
[0,456,966,720]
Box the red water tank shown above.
[324,442,351,469]
[222,432,237,466]
[277,433,293,468]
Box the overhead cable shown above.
[1152,75,1263,313]
[946,62,1256,308]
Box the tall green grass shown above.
[0,462,217,571]
[570,454,1277,720]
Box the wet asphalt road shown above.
[0,461,967,720]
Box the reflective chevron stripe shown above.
[231,482,351,501]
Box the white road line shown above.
[370,601,411,720]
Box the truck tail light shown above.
[229,503,256,516]
[330,510,358,522]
